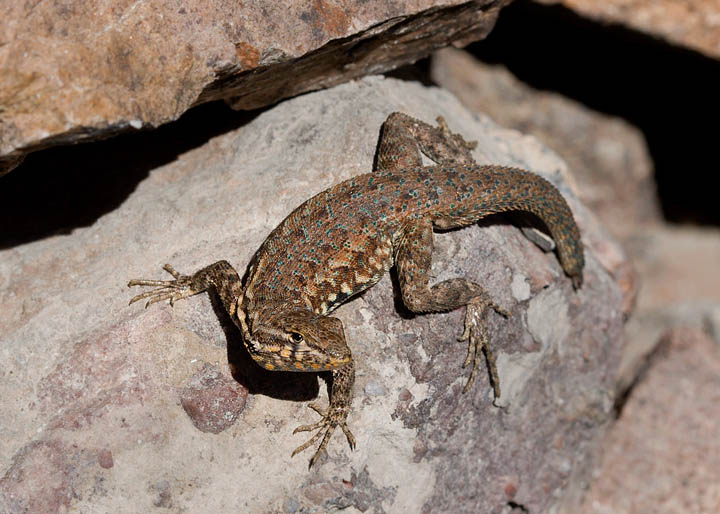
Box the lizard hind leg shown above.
[459,295,511,397]
[375,112,476,173]
[396,219,510,399]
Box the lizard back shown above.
[242,163,583,319]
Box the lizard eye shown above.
[290,332,304,343]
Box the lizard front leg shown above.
[291,362,356,468]
[128,260,244,322]
[246,309,356,467]
[396,219,510,399]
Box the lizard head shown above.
[246,310,352,372]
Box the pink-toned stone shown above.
[0,0,508,174]
[179,364,248,434]
[580,327,720,513]
[0,441,74,514]
[626,225,720,312]
[97,448,114,469]
[615,225,720,396]
[537,0,720,60]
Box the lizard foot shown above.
[458,296,511,399]
[291,402,356,468]
[435,115,478,154]
[127,264,197,308]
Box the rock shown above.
[0,77,627,513]
[625,225,720,312]
[615,225,720,394]
[0,0,508,175]
[179,364,248,434]
[536,0,720,60]
[578,327,720,514]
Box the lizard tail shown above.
[441,165,585,287]
[489,166,584,287]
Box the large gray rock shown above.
[0,77,626,513]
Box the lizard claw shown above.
[291,402,356,468]
[127,264,196,307]
[458,297,510,398]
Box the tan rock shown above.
[0,0,508,174]
[626,225,720,312]
[615,226,720,394]
[537,0,720,60]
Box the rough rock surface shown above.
[0,77,626,513]
[536,0,720,60]
[0,0,507,174]
[580,327,720,514]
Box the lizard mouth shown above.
[328,355,352,367]
[252,349,351,372]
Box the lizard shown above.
[128,112,584,468]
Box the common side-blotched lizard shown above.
[128,113,584,467]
